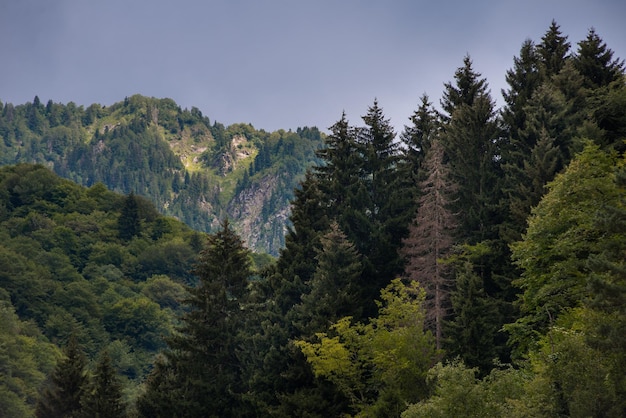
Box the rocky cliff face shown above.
[227,174,291,255]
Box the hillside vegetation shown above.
[0,163,205,415]
[0,94,324,254]
[1,21,626,418]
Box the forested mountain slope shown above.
[0,163,205,415]
[0,94,324,255]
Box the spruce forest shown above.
[1,21,626,417]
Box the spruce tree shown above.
[401,139,457,349]
[537,20,571,79]
[400,94,439,179]
[294,222,363,336]
[500,83,567,243]
[440,56,501,244]
[36,335,88,418]
[500,39,542,142]
[573,27,624,90]
[140,219,253,417]
[118,192,141,241]
[441,55,489,120]
[440,56,511,368]
[445,249,500,375]
[356,100,411,314]
[81,351,126,418]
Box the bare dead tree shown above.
[401,139,458,349]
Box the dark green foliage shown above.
[400,94,439,183]
[138,219,254,417]
[440,56,502,244]
[0,163,199,413]
[445,249,500,375]
[293,222,363,336]
[118,193,141,241]
[501,39,543,142]
[537,20,571,78]
[1,21,625,417]
[573,27,624,90]
[36,335,87,418]
[81,351,126,418]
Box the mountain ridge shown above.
[0,94,324,254]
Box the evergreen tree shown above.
[398,94,439,226]
[118,192,141,241]
[36,335,88,418]
[315,113,361,221]
[573,27,625,90]
[537,20,571,79]
[440,56,511,368]
[401,139,457,349]
[81,351,126,418]
[251,119,359,416]
[440,56,501,244]
[356,100,411,314]
[271,170,331,317]
[294,222,363,336]
[400,94,439,180]
[140,219,253,417]
[500,83,567,243]
[501,39,543,142]
[445,246,500,375]
[441,55,489,120]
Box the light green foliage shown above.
[0,299,59,418]
[510,309,617,417]
[402,360,526,418]
[508,143,619,352]
[296,279,440,417]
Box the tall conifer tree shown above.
[81,351,126,418]
[537,20,571,79]
[356,101,411,314]
[36,335,87,418]
[440,55,510,368]
[139,219,253,417]
[294,222,363,336]
[118,192,141,241]
[501,39,543,142]
[573,27,624,90]
[440,56,501,244]
[400,94,439,177]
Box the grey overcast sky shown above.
[1,0,625,133]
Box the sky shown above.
[1,0,625,134]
